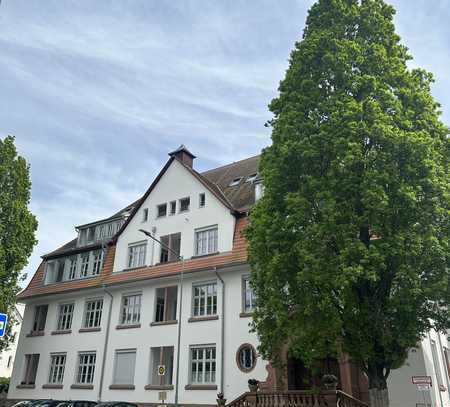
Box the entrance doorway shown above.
[287,356,340,390]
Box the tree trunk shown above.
[369,388,389,407]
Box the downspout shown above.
[214,267,225,395]
[98,285,114,402]
[174,257,185,407]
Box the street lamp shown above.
[139,229,184,407]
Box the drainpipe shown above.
[98,285,114,402]
[174,256,185,407]
[214,267,225,395]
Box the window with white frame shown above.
[142,208,149,222]
[57,303,74,331]
[150,347,174,385]
[120,294,142,325]
[154,286,178,322]
[32,305,48,332]
[76,352,96,384]
[169,200,176,215]
[80,253,90,277]
[92,250,103,275]
[192,282,217,317]
[68,256,77,280]
[199,193,206,208]
[190,346,216,384]
[157,203,167,218]
[21,354,40,385]
[113,349,136,385]
[195,226,218,256]
[48,353,66,384]
[179,197,190,212]
[127,242,146,268]
[159,233,181,263]
[242,276,256,313]
[83,299,103,328]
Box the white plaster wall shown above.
[388,330,450,407]
[0,304,25,378]
[9,267,267,405]
[113,159,236,272]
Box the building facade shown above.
[0,305,24,378]
[8,146,450,407]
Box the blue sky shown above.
[0,0,449,287]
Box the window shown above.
[57,303,74,331]
[21,354,40,385]
[431,340,444,389]
[142,208,149,222]
[56,259,65,282]
[169,201,176,215]
[199,193,206,208]
[444,348,450,379]
[80,253,90,277]
[154,287,178,322]
[128,242,147,268]
[32,305,48,332]
[255,182,264,201]
[195,226,218,256]
[159,233,181,263]
[246,173,258,183]
[120,294,142,325]
[179,197,190,212]
[92,250,103,275]
[157,203,167,218]
[48,353,66,384]
[192,282,217,317]
[87,227,95,244]
[150,347,174,385]
[113,349,136,385]
[242,276,256,313]
[68,256,77,280]
[84,299,103,328]
[76,352,96,384]
[229,177,242,187]
[190,346,216,384]
[236,344,257,372]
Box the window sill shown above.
[184,384,217,391]
[51,329,72,335]
[42,384,63,389]
[191,251,220,259]
[79,327,101,333]
[116,323,141,330]
[188,315,219,323]
[239,312,253,318]
[109,384,135,390]
[144,384,174,390]
[26,331,44,337]
[16,384,35,389]
[150,320,178,327]
[71,384,94,390]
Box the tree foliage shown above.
[245,0,450,398]
[0,136,37,351]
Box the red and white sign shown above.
[412,376,432,385]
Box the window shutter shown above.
[114,351,136,384]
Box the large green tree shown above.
[0,136,37,351]
[245,1,450,406]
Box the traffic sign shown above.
[412,376,432,385]
[157,365,166,376]
[0,313,8,338]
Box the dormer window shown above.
[229,177,242,187]
[157,203,167,218]
[246,173,258,183]
[179,197,190,213]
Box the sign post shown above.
[158,365,167,407]
[0,313,8,338]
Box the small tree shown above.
[0,136,37,351]
[245,1,450,406]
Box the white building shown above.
[0,305,25,378]
[8,146,450,407]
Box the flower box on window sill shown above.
[144,384,174,390]
[116,323,141,330]
[26,331,44,337]
[150,320,178,327]
[185,384,217,391]
[51,329,72,335]
[188,315,219,323]
[71,384,94,390]
[42,384,63,389]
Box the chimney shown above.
[168,145,196,168]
